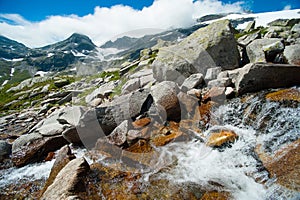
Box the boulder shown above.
[246,38,283,63]
[207,78,232,88]
[0,140,11,161]
[41,157,90,200]
[244,21,255,32]
[291,23,300,33]
[121,78,140,94]
[181,73,204,92]
[107,120,128,146]
[237,31,261,46]
[62,127,81,144]
[284,44,300,65]
[85,81,115,105]
[152,20,239,84]
[42,145,76,194]
[12,135,68,167]
[204,67,222,81]
[234,63,300,95]
[94,89,152,135]
[151,81,180,121]
[267,18,300,27]
[54,79,70,88]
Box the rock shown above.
[246,38,283,63]
[207,78,232,88]
[129,69,153,79]
[262,40,285,62]
[202,87,226,103]
[85,81,115,105]
[107,120,128,146]
[265,88,300,102]
[255,139,300,191]
[152,20,239,84]
[291,23,300,33]
[12,135,68,167]
[187,89,202,99]
[177,92,199,119]
[225,87,235,98]
[36,111,68,136]
[121,78,141,94]
[94,89,152,135]
[0,140,11,161]
[284,44,300,65]
[204,67,222,81]
[54,79,70,88]
[181,73,204,92]
[58,106,85,127]
[41,157,90,200]
[132,117,151,129]
[42,145,76,194]
[206,130,238,147]
[151,81,180,121]
[237,31,261,46]
[267,18,300,27]
[127,129,143,141]
[234,63,300,95]
[151,122,183,147]
[12,132,43,152]
[62,127,81,144]
[90,98,102,107]
[7,77,51,92]
[244,21,255,32]
[140,74,155,88]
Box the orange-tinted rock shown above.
[132,117,151,129]
[266,88,300,102]
[255,139,300,191]
[44,152,55,161]
[151,122,183,146]
[207,130,238,147]
[200,191,231,200]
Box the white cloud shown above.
[0,0,244,48]
[283,5,292,10]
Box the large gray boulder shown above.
[41,157,90,200]
[284,44,300,65]
[152,20,240,84]
[92,89,152,136]
[246,38,284,63]
[151,81,180,121]
[234,63,300,94]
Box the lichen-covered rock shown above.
[284,44,300,65]
[234,63,300,95]
[246,38,283,63]
[152,20,239,84]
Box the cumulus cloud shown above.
[0,0,244,48]
[283,5,292,10]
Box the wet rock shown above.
[152,20,239,84]
[41,157,90,200]
[0,140,11,161]
[181,73,204,92]
[177,92,199,119]
[234,63,300,95]
[256,139,300,191]
[151,81,181,121]
[42,145,76,195]
[266,88,300,102]
[246,38,283,63]
[151,122,183,147]
[132,117,151,129]
[12,135,68,167]
[284,44,300,65]
[206,130,238,147]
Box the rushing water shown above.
[0,88,299,199]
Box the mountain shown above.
[0,35,30,59]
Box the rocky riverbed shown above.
[0,17,300,199]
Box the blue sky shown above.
[0,0,299,47]
[1,0,299,21]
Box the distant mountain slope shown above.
[0,35,30,59]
